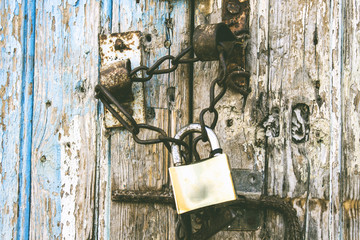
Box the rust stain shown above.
[61,6,72,33]
[343,199,360,212]
[332,86,339,114]
[11,202,18,226]
[353,91,360,111]
[222,0,250,36]
[62,113,70,136]
[51,16,55,32]
[197,0,213,15]
[28,82,33,96]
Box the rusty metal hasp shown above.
[98,32,145,128]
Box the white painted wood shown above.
[30,1,101,239]
[106,0,192,239]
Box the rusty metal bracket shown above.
[222,0,250,37]
[222,0,251,107]
[112,169,263,232]
[193,23,236,61]
[99,32,145,128]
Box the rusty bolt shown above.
[40,155,47,163]
[227,1,241,14]
[164,40,171,49]
[114,39,126,51]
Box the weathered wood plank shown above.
[107,0,191,239]
[328,0,344,237]
[265,0,344,239]
[30,0,100,239]
[342,0,360,239]
[17,1,36,239]
[0,1,30,239]
[97,1,113,239]
[193,0,267,239]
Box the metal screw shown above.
[40,155,47,162]
[227,1,241,14]
[164,40,171,49]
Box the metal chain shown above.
[198,46,227,144]
[96,42,303,240]
[129,46,199,82]
[95,45,202,159]
[95,44,230,161]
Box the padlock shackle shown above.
[172,123,221,166]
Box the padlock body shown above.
[169,154,237,214]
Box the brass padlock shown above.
[169,124,237,214]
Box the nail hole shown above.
[40,155,47,162]
[249,174,256,183]
[46,100,52,107]
[145,34,152,42]
[226,119,233,127]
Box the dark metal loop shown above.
[128,46,199,82]
[96,42,230,165]
[192,135,203,162]
[147,55,175,75]
[209,80,227,112]
[216,49,228,85]
[172,46,192,65]
[199,108,219,142]
[177,58,199,64]
[158,135,190,154]
[129,66,153,82]
[132,124,168,145]
[98,95,135,133]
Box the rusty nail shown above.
[164,40,171,49]
[227,1,241,14]
[40,155,47,162]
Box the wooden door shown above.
[1,0,359,239]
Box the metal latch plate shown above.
[99,32,145,128]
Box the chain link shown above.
[95,46,201,159]
[129,46,198,82]
[96,44,229,163]
[198,48,227,143]
[96,39,302,240]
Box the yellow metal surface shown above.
[169,154,237,214]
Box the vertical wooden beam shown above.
[0,1,29,239]
[342,0,360,238]
[328,0,344,238]
[97,1,113,239]
[18,1,36,239]
[30,0,101,239]
[192,0,267,239]
[107,0,191,239]
[265,0,345,238]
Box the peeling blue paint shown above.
[0,2,27,239]
[14,2,20,16]
[17,0,36,239]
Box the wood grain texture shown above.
[265,0,344,239]
[192,0,266,239]
[1,0,360,239]
[342,0,360,239]
[0,1,30,239]
[30,0,100,239]
[107,0,191,239]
